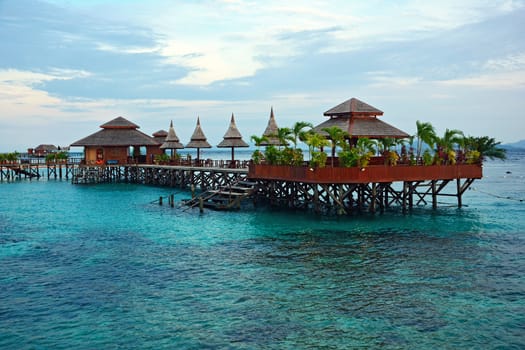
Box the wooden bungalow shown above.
[33,144,58,157]
[70,116,161,165]
[313,97,409,144]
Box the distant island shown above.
[502,139,525,150]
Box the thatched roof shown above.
[160,120,184,150]
[34,144,57,152]
[71,117,159,147]
[217,113,249,148]
[152,130,168,144]
[260,107,284,146]
[313,98,409,139]
[324,98,383,117]
[100,116,140,129]
[313,115,409,139]
[186,117,211,149]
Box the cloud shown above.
[439,71,525,89]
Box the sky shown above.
[1,0,524,152]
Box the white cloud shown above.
[95,42,160,54]
[0,68,90,86]
[483,52,525,71]
[440,71,525,88]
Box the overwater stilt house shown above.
[217,113,249,167]
[248,97,482,214]
[186,117,212,165]
[70,116,161,165]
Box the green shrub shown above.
[251,150,264,164]
[422,150,433,165]
[310,151,327,168]
[264,145,280,165]
[338,149,358,167]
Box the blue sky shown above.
[1,0,524,152]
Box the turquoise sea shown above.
[1,151,524,349]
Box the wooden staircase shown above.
[184,180,257,211]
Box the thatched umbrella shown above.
[217,113,249,164]
[260,107,285,146]
[185,116,211,162]
[160,120,184,157]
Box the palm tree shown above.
[322,126,348,166]
[251,135,268,151]
[304,132,329,157]
[250,135,269,164]
[435,128,463,165]
[436,129,463,152]
[465,136,506,161]
[377,137,396,155]
[273,127,293,150]
[355,137,376,167]
[415,121,437,162]
[291,121,313,149]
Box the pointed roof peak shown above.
[324,97,383,118]
[160,119,184,149]
[217,114,249,148]
[261,107,283,146]
[186,116,211,149]
[100,116,139,129]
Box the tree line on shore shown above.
[250,120,506,168]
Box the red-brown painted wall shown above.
[248,164,482,184]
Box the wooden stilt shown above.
[456,178,462,208]
[431,180,437,209]
[370,182,377,213]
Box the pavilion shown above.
[70,116,161,165]
[313,97,409,144]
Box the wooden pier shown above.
[68,161,481,214]
[3,156,482,214]
[0,163,41,180]
[1,158,82,181]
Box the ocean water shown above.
[1,151,524,349]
